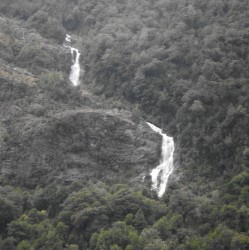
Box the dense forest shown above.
[0,0,248,249]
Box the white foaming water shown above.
[147,122,174,197]
[69,47,81,86]
[65,34,71,43]
[64,34,81,86]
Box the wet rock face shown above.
[0,109,161,187]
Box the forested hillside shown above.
[0,0,248,249]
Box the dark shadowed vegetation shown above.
[0,0,248,249]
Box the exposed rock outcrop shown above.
[0,16,161,188]
[0,109,161,187]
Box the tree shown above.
[0,196,15,233]
[133,209,147,231]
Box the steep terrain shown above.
[1,104,160,187]
[0,0,249,249]
[0,16,160,188]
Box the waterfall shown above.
[147,122,174,197]
[64,34,81,86]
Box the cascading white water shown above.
[64,34,81,86]
[69,47,81,86]
[65,34,71,43]
[147,122,174,197]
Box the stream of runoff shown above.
[64,34,81,86]
[64,35,174,197]
[147,122,174,197]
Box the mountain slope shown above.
[0,17,160,188]
[0,1,248,249]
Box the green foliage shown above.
[124,213,133,225]
[40,71,72,101]
[0,176,248,249]
[1,0,248,180]
[93,221,140,250]
[67,244,79,250]
[15,42,54,74]
[140,228,160,247]
[153,216,172,240]
[0,1,248,250]
[0,196,15,233]
[75,0,249,180]
[27,10,65,43]
[0,186,30,233]
[231,233,249,250]
[16,240,32,250]
[206,224,234,250]
[132,209,147,231]
[143,239,168,250]
[5,208,68,249]
[185,236,206,250]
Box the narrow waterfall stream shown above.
[64,35,174,197]
[64,34,81,86]
[147,122,174,197]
